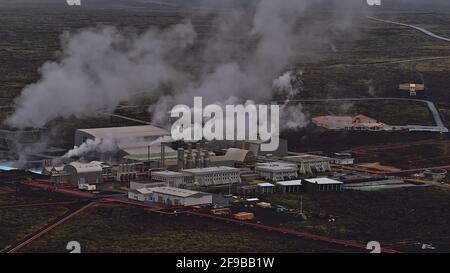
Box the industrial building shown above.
[210,148,256,167]
[114,163,143,182]
[182,166,241,187]
[74,125,168,147]
[42,164,69,184]
[276,180,303,193]
[63,161,107,185]
[128,188,153,201]
[206,138,288,157]
[303,178,344,192]
[312,115,392,131]
[283,154,332,174]
[257,182,275,194]
[255,162,298,182]
[331,153,355,165]
[151,170,187,187]
[129,180,167,190]
[167,146,256,171]
[150,187,212,206]
[42,162,65,176]
[343,179,418,191]
[74,125,176,163]
[174,143,213,169]
[240,185,258,195]
[399,83,425,96]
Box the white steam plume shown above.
[63,133,167,158]
[6,0,366,129]
[64,138,117,158]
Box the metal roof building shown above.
[257,182,275,194]
[74,125,175,163]
[283,154,332,174]
[255,162,298,182]
[304,178,343,192]
[151,170,188,188]
[181,166,241,187]
[151,186,212,206]
[275,180,302,193]
[75,125,168,145]
[63,161,105,185]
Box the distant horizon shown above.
[1,0,450,11]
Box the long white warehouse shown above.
[182,166,241,186]
[151,187,212,206]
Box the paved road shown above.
[282,97,449,133]
[367,16,450,42]
[186,210,398,253]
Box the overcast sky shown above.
[1,0,450,9]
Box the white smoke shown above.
[63,133,168,158]
[281,104,310,130]
[63,138,117,158]
[6,0,366,130]
[273,70,303,101]
[273,69,309,130]
[273,72,297,99]
[150,135,174,145]
[7,23,196,128]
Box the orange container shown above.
[232,212,256,220]
[212,208,231,216]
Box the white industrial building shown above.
[182,166,241,187]
[129,180,168,190]
[75,125,168,147]
[114,163,142,182]
[304,178,344,192]
[74,125,177,163]
[151,170,187,187]
[283,154,332,174]
[210,148,256,167]
[128,188,154,201]
[257,182,275,194]
[255,162,298,182]
[276,180,303,193]
[150,187,212,206]
[63,161,105,185]
[331,153,354,165]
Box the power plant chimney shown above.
[195,142,202,168]
[203,150,210,167]
[160,142,166,168]
[177,148,185,170]
[187,142,193,169]
[201,141,209,168]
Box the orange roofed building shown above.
[312,114,392,131]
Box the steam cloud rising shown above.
[6,0,366,130]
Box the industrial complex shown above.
[19,122,443,212]
[1,0,450,256]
